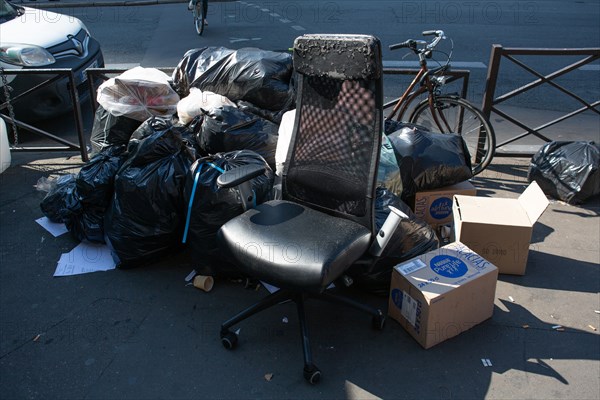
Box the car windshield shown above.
[0,0,20,24]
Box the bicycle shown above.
[189,0,208,36]
[386,30,496,175]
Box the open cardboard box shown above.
[388,242,498,349]
[452,181,549,275]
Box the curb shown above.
[21,0,234,9]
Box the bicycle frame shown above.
[386,66,430,121]
[387,65,466,136]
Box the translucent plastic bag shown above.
[97,67,180,121]
[177,88,236,125]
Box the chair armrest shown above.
[369,205,409,257]
[216,164,266,189]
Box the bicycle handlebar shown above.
[389,30,446,53]
[389,40,414,51]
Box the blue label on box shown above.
[429,197,453,220]
[391,288,403,309]
[430,255,468,278]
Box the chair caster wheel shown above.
[372,311,385,331]
[303,365,321,384]
[243,278,260,290]
[220,330,238,350]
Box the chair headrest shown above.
[293,34,382,80]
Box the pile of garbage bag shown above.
[38,46,476,292]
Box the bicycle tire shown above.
[409,95,496,175]
[193,0,205,35]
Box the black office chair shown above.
[217,34,405,384]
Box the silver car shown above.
[0,0,104,121]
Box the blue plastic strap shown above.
[207,162,225,173]
[182,164,204,244]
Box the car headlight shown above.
[0,43,55,67]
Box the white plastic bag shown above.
[96,67,180,121]
[176,88,236,124]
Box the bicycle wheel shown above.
[409,95,496,175]
[193,0,205,35]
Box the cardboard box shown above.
[452,181,549,275]
[388,242,498,349]
[413,181,477,227]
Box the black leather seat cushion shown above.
[218,200,372,291]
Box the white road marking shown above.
[383,60,487,69]
[229,37,262,43]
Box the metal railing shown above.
[481,45,600,157]
[0,65,469,165]
[0,68,89,162]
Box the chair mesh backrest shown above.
[283,35,383,231]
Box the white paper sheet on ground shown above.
[54,242,116,277]
[36,216,68,237]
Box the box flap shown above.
[518,181,549,224]
[453,195,531,226]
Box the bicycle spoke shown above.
[409,96,496,175]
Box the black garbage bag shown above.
[528,141,600,204]
[76,145,127,209]
[182,150,274,277]
[346,187,439,295]
[129,117,200,157]
[172,47,294,111]
[197,105,278,168]
[387,124,472,205]
[236,100,289,125]
[90,105,142,156]
[65,208,105,243]
[40,174,81,223]
[38,174,104,243]
[104,119,196,268]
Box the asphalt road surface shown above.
[50,0,600,107]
